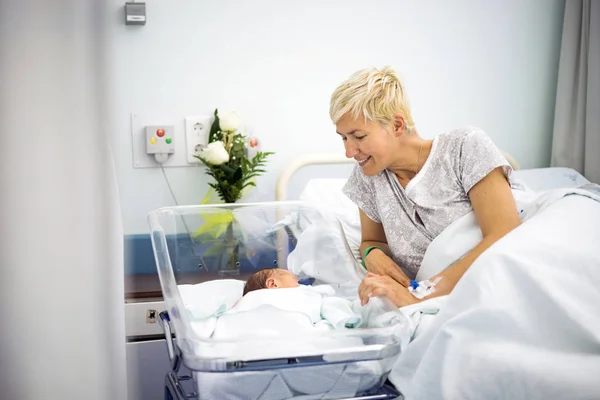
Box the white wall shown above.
[109,0,566,234]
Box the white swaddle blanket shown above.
[228,285,361,330]
[189,284,408,341]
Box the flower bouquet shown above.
[193,109,274,275]
[194,109,273,204]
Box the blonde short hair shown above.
[329,66,415,133]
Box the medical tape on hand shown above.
[408,277,442,299]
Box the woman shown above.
[329,66,525,307]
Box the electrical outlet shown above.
[146,309,157,324]
[185,116,212,163]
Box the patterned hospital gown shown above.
[342,126,525,279]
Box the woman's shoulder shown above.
[436,126,490,146]
[433,126,498,162]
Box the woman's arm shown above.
[422,167,521,299]
[359,209,392,257]
[359,209,411,287]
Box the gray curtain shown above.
[0,1,127,399]
[551,0,600,184]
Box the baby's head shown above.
[243,268,300,295]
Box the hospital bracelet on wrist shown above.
[361,246,381,270]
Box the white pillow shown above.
[178,279,246,320]
[513,167,590,192]
[290,179,365,292]
[299,179,362,261]
[286,217,364,288]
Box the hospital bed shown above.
[147,151,596,400]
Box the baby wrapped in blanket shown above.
[238,268,363,330]
[186,268,406,341]
[232,268,400,331]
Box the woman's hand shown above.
[358,273,419,307]
[364,249,411,287]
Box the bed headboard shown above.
[275,151,520,201]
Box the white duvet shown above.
[390,184,600,400]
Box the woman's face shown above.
[336,113,397,176]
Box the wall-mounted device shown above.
[145,125,174,164]
[125,2,146,25]
[130,113,215,168]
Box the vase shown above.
[218,220,240,276]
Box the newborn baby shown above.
[243,267,301,294]
[237,268,402,331]
[237,267,364,330]
[186,267,407,345]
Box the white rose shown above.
[219,110,240,132]
[200,141,229,165]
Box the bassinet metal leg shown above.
[348,383,403,399]
[160,311,198,400]
[164,374,175,400]
[159,311,181,372]
[165,372,197,400]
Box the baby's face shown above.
[269,269,300,289]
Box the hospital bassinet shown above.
[148,202,404,400]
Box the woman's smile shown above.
[357,156,371,167]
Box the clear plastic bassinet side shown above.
[147,201,410,374]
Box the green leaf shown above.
[219,164,237,177]
[209,109,220,143]
[233,167,243,183]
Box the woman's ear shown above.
[392,113,406,136]
[265,277,277,288]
